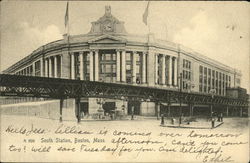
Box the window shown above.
[204,77,207,84]
[136,54,140,62]
[112,54,116,61]
[86,54,90,61]
[126,53,131,61]
[208,69,211,76]
[199,66,203,73]
[112,65,116,73]
[35,61,41,76]
[83,53,90,78]
[204,86,207,93]
[136,65,140,74]
[199,85,202,92]
[86,65,89,73]
[199,76,203,83]
[27,67,30,76]
[126,64,131,71]
[99,51,117,82]
[101,54,105,60]
[105,64,112,73]
[106,54,111,60]
[101,65,105,73]
[204,67,207,75]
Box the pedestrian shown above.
[81,111,84,119]
[220,112,223,122]
[171,117,175,125]
[217,112,220,122]
[210,112,214,121]
[121,105,125,115]
[131,106,134,120]
[211,117,215,128]
[161,114,164,125]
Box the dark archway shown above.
[128,101,140,115]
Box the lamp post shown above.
[96,98,105,119]
[187,81,195,117]
[209,89,216,118]
[121,96,127,116]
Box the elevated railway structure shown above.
[0,74,248,122]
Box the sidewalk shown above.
[160,121,224,129]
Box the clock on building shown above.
[103,20,113,32]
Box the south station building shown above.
[2,6,245,118]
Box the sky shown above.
[0,1,249,92]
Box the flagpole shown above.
[142,1,150,43]
[148,12,151,34]
[67,2,70,44]
[64,1,69,44]
[147,16,150,44]
[148,1,151,34]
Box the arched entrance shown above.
[103,102,116,115]
[128,101,140,115]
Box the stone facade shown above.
[2,6,242,117]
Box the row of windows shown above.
[15,56,61,77]
[199,65,231,95]
[199,85,226,95]
[183,59,191,69]
[73,51,145,83]
[125,52,143,83]
[101,53,116,61]
[156,55,177,85]
[182,59,192,90]
[16,65,33,76]
[199,66,231,81]
[182,81,191,90]
[183,70,191,80]
[126,52,141,62]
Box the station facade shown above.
[3,6,244,117]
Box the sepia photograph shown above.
[0,1,249,162]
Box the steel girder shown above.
[0,74,248,107]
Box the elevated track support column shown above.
[156,102,160,120]
[59,98,64,122]
[167,102,171,117]
[226,106,229,117]
[210,104,213,118]
[75,97,81,123]
[189,103,193,117]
